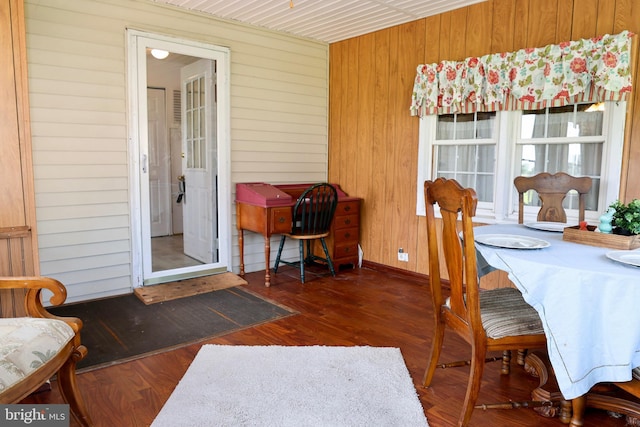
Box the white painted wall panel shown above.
[25,0,328,302]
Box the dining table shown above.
[473,223,640,405]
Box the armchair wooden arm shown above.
[0,276,93,426]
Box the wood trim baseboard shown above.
[362,260,455,291]
[361,260,428,282]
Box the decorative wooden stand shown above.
[524,351,640,426]
[523,351,572,422]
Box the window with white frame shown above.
[416,101,626,223]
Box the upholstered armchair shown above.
[0,277,93,426]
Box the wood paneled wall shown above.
[1,0,38,316]
[328,0,640,277]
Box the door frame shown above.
[126,29,231,287]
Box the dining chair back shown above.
[514,172,592,224]
[422,177,547,427]
[273,183,338,283]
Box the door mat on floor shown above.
[133,272,248,305]
[49,287,296,372]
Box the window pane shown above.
[575,103,604,136]
[521,108,546,138]
[199,137,206,169]
[476,112,495,138]
[435,144,495,203]
[547,105,574,138]
[187,140,193,168]
[586,178,600,211]
[186,81,192,110]
[521,104,604,139]
[476,175,494,202]
[457,145,476,171]
[581,143,603,176]
[477,145,494,172]
[455,114,475,139]
[455,173,473,189]
[200,108,205,140]
[436,145,456,172]
[436,115,455,140]
[546,144,569,173]
[199,76,205,106]
[436,171,454,180]
[519,144,546,175]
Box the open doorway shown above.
[127,30,231,287]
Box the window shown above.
[432,112,496,206]
[416,102,626,223]
[517,104,604,213]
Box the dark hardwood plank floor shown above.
[23,266,627,426]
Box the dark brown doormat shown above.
[133,272,248,305]
[48,287,296,372]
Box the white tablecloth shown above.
[474,223,640,400]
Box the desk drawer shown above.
[270,207,292,234]
[336,200,359,216]
[333,226,359,244]
[333,242,358,260]
[333,213,359,230]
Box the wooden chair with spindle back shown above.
[273,183,338,283]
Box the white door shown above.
[181,60,217,264]
[128,30,232,287]
[147,88,171,237]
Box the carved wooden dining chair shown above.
[514,172,593,224]
[0,277,93,426]
[512,173,592,368]
[422,177,548,427]
[273,183,338,283]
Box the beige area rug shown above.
[151,345,429,427]
[134,272,248,305]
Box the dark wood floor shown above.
[24,266,628,426]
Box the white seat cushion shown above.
[0,317,74,393]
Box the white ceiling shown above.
[153,0,487,43]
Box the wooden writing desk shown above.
[236,183,361,286]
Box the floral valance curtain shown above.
[410,31,634,117]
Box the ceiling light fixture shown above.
[151,49,169,60]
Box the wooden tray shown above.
[562,225,640,250]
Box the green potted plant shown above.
[608,199,640,236]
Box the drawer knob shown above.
[344,219,351,225]
[344,232,351,238]
[344,206,351,212]
[345,247,350,253]
[278,217,285,223]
